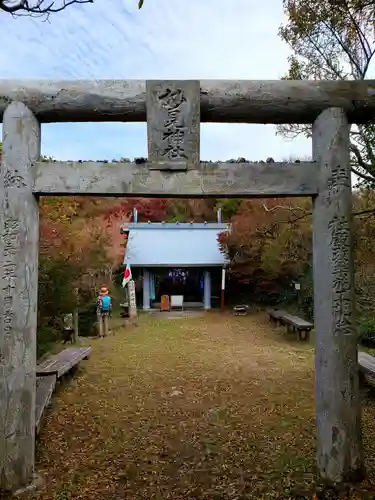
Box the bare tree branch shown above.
[262,203,308,214]
[350,144,373,171]
[355,207,375,216]
[0,0,93,16]
[351,167,375,183]
[257,198,375,237]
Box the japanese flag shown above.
[122,263,132,288]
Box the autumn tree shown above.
[38,197,108,320]
[352,188,375,313]
[278,0,375,184]
[37,194,140,343]
[217,187,375,319]
[100,198,170,223]
[101,197,219,224]
[218,197,312,307]
[166,199,217,222]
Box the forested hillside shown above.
[36,187,375,348]
[2,143,375,348]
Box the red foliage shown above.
[100,198,171,223]
[134,199,171,221]
[101,198,218,224]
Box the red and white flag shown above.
[122,263,132,288]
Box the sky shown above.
[0,0,312,161]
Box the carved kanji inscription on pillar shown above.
[312,107,364,484]
[0,102,40,491]
[146,80,200,170]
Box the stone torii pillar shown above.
[0,102,40,491]
[0,78,368,490]
[312,107,364,483]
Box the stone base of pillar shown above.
[13,473,45,498]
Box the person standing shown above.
[97,285,112,338]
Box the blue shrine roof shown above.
[124,222,229,267]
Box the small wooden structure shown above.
[233,305,249,316]
[35,375,56,435]
[122,220,226,311]
[268,309,313,341]
[34,347,92,435]
[0,78,369,490]
[37,346,92,378]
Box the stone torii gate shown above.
[0,78,371,492]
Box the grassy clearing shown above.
[31,312,375,499]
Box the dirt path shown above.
[32,313,375,499]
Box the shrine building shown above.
[121,208,228,310]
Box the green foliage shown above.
[298,269,314,320]
[138,0,144,7]
[37,326,61,359]
[39,257,79,316]
[78,306,98,336]
[216,199,243,220]
[358,316,375,343]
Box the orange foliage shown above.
[38,196,127,321]
[218,198,312,281]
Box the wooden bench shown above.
[37,346,92,378]
[34,346,92,432]
[233,304,249,316]
[35,374,56,434]
[268,309,313,341]
[358,351,375,382]
[268,309,283,325]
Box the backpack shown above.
[99,295,111,312]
